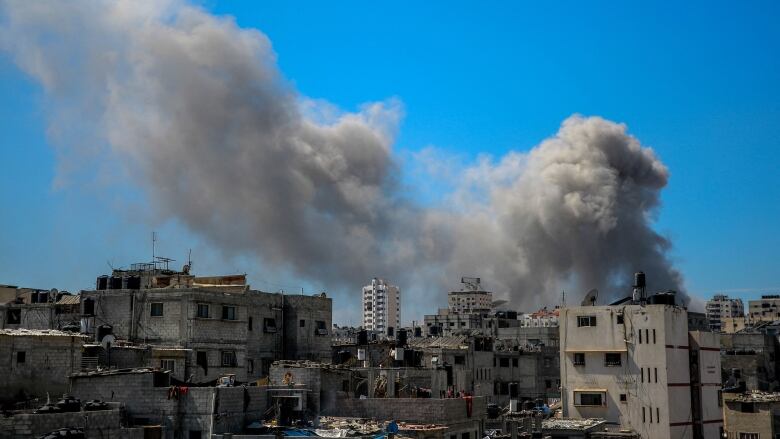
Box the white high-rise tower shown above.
[362,278,400,336]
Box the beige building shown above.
[362,278,400,336]
[723,392,780,438]
[705,294,744,332]
[560,300,722,439]
[748,295,780,322]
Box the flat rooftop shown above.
[0,328,87,337]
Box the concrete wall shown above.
[70,370,269,439]
[0,405,123,439]
[723,397,778,439]
[0,332,86,403]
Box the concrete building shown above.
[748,295,780,322]
[362,278,400,336]
[722,391,780,439]
[721,333,780,392]
[80,264,332,383]
[560,298,722,439]
[706,295,744,332]
[447,277,493,314]
[0,284,80,331]
[0,328,87,404]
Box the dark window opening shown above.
[196,303,209,318]
[315,320,328,335]
[574,353,585,366]
[578,393,603,406]
[299,319,305,327]
[512,358,518,367]
[454,355,465,365]
[577,316,596,327]
[189,431,202,439]
[6,309,21,324]
[248,316,253,331]
[248,359,254,374]
[222,306,236,320]
[499,358,510,367]
[150,302,163,317]
[604,353,621,367]
[196,351,208,375]
[653,329,656,344]
[221,351,237,367]
[263,318,277,333]
[617,314,624,324]
[620,394,627,402]
[741,402,756,413]
[545,379,552,389]
[83,298,95,316]
[16,351,26,363]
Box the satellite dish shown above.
[101,334,116,351]
[581,289,599,306]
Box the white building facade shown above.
[448,291,493,314]
[362,278,400,336]
[560,303,722,439]
[705,294,744,332]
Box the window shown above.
[6,309,21,324]
[461,433,470,439]
[160,359,175,371]
[83,298,95,316]
[151,303,163,317]
[656,407,660,423]
[649,406,653,422]
[638,329,642,343]
[641,368,644,382]
[654,367,658,383]
[248,359,254,374]
[264,318,277,333]
[248,316,253,331]
[577,316,596,327]
[573,353,585,366]
[196,351,208,374]
[221,351,237,367]
[574,392,605,406]
[645,329,649,344]
[741,402,756,413]
[500,358,510,367]
[315,320,328,335]
[616,314,624,324]
[16,351,26,363]
[545,379,552,389]
[454,355,465,365]
[189,431,202,439]
[620,393,627,402]
[222,306,236,320]
[299,319,306,327]
[512,358,518,367]
[739,433,759,439]
[643,407,646,423]
[604,353,621,367]
[653,329,656,344]
[196,304,209,318]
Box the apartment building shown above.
[705,294,744,332]
[362,278,400,336]
[748,295,780,322]
[560,298,721,439]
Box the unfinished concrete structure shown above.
[721,332,780,392]
[80,264,332,383]
[0,284,80,331]
[0,328,87,404]
[722,391,780,439]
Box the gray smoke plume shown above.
[0,0,685,311]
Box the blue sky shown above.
[1,1,779,320]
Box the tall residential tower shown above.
[362,278,400,336]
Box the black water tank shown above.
[96,324,113,342]
[109,276,123,289]
[414,327,422,337]
[30,292,39,303]
[397,329,408,347]
[649,291,676,306]
[358,330,368,345]
[487,404,499,419]
[634,271,646,288]
[96,276,108,290]
[38,292,48,303]
[126,275,141,290]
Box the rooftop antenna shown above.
[633,271,646,305]
[152,231,157,263]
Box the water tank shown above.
[126,275,141,290]
[357,349,366,361]
[414,327,422,337]
[30,292,39,303]
[397,329,408,347]
[509,400,519,412]
[358,330,368,345]
[649,291,676,306]
[38,292,48,303]
[96,276,108,290]
[634,272,646,288]
[109,276,123,290]
[96,324,113,342]
[394,348,404,361]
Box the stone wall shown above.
[323,396,486,425]
[0,331,86,403]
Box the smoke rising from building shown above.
[0,0,686,308]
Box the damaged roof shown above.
[0,328,87,337]
[408,335,470,349]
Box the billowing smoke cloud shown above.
[0,0,685,312]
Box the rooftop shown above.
[725,391,780,403]
[542,418,607,431]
